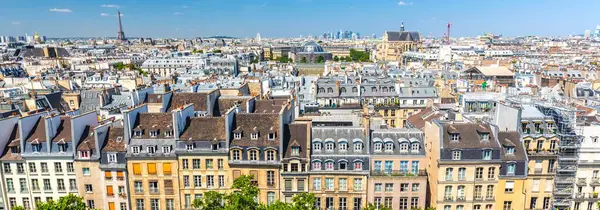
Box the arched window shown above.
[352,87,358,92]
[339,142,347,151]
[248,149,258,161]
[327,87,333,93]
[325,142,334,151]
[382,87,388,92]
[390,86,395,92]
[400,143,409,151]
[374,142,382,152]
[371,87,377,92]
[385,142,394,151]
[318,88,325,93]
[232,149,241,160]
[353,142,362,151]
[313,142,322,151]
[312,161,322,170]
[411,143,420,152]
[266,150,276,161]
[341,87,347,93]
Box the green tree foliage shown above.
[113,62,125,70]
[278,55,293,63]
[316,56,325,63]
[192,49,204,54]
[364,203,391,210]
[36,194,88,210]
[213,49,223,53]
[12,206,25,210]
[191,176,318,210]
[349,49,370,62]
[300,57,307,63]
[333,56,339,62]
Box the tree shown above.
[192,49,204,54]
[213,49,223,53]
[113,62,125,70]
[225,175,260,210]
[300,57,307,63]
[333,56,339,62]
[262,201,293,210]
[364,203,391,210]
[291,192,316,210]
[12,206,25,210]
[36,193,88,210]
[316,56,325,63]
[193,191,225,210]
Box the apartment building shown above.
[176,104,233,208]
[520,106,557,210]
[368,127,427,210]
[310,125,369,210]
[125,107,180,210]
[99,126,129,210]
[280,122,311,202]
[573,118,600,210]
[425,122,502,210]
[494,131,527,210]
[0,116,22,210]
[74,113,106,210]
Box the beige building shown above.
[376,24,421,62]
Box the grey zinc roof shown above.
[312,127,366,142]
[386,31,421,42]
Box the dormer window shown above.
[186,144,194,151]
[149,130,159,137]
[325,142,334,151]
[506,146,515,154]
[80,151,89,158]
[108,154,117,163]
[354,143,362,151]
[313,143,322,151]
[374,143,382,152]
[354,162,363,170]
[132,146,140,154]
[164,130,173,137]
[482,150,492,160]
[58,144,67,153]
[251,133,259,140]
[147,146,157,154]
[339,143,347,151]
[452,150,462,160]
[10,147,19,154]
[352,87,358,92]
[32,144,41,153]
[312,161,321,170]
[400,143,409,152]
[162,146,172,153]
[268,133,276,140]
[411,143,420,152]
[479,133,490,142]
[339,161,347,170]
[234,132,242,139]
[292,146,300,156]
[450,133,459,141]
[385,143,393,152]
[325,161,334,170]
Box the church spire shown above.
[400,21,405,32]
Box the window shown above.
[207,175,215,188]
[452,150,461,160]
[325,161,334,170]
[354,162,362,170]
[353,198,362,210]
[186,144,194,151]
[22,198,30,210]
[350,142,361,153]
[313,178,321,190]
[16,163,24,174]
[29,163,36,173]
[412,183,420,192]
[249,150,258,161]
[193,159,201,169]
[543,197,550,209]
[183,176,190,187]
[57,179,65,191]
[340,142,348,151]
[43,179,51,191]
[507,163,516,174]
[411,143,419,152]
[166,199,174,210]
[458,167,466,180]
[451,133,459,141]
[41,163,48,173]
[486,185,494,199]
[411,161,419,174]
[268,133,276,140]
[292,147,300,156]
[234,132,242,139]
[150,199,159,210]
[374,143,382,152]
[87,200,95,209]
[31,179,39,191]
[325,178,334,190]
[325,142,334,151]
[444,186,452,198]
[375,183,382,192]
[400,161,408,173]
[411,197,419,209]
[67,162,74,173]
[250,133,259,140]
[400,183,408,192]
[2,163,10,174]
[488,167,495,179]
[530,197,537,209]
[385,183,393,192]
[339,161,347,170]
[136,199,144,210]
[205,159,214,169]
[6,178,14,192]
[340,197,348,210]
[267,171,275,186]
[132,146,140,154]
[218,159,224,169]
[147,163,156,175]
[482,150,492,160]
[134,181,143,192]
[219,175,225,188]
[506,146,515,154]
[9,198,15,209]
[503,201,512,210]
[353,178,362,191]
[475,185,483,199]
[108,154,117,163]
[147,146,156,154]
[384,197,393,209]
[69,179,77,191]
[457,185,465,200]
[326,197,334,210]
[475,167,484,179]
[480,133,490,141]
[445,168,453,181]
[267,192,275,205]
[339,178,347,191]
[505,181,514,192]
[400,143,409,151]
[193,175,202,187]
[266,150,275,161]
[162,146,171,153]
[83,168,90,175]
[385,143,393,151]
[313,143,322,151]
[312,161,321,170]
[232,150,241,160]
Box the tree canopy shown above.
[278,55,294,63]
[349,49,370,62]
[35,194,88,210]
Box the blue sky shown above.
[1,0,599,38]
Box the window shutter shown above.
[148,163,157,175]
[163,163,171,175]
[132,163,141,175]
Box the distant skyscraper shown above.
[0,36,7,43]
[116,10,126,41]
[17,36,25,42]
[256,33,262,42]
[596,25,600,36]
[585,30,591,38]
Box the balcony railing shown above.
[485,196,495,201]
[456,196,466,201]
[577,178,587,186]
[591,178,600,186]
[370,170,426,177]
[443,196,454,201]
[473,196,483,201]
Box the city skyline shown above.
[1,0,600,38]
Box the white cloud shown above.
[100,13,110,16]
[182,5,189,9]
[173,12,183,15]
[11,22,20,25]
[49,8,73,13]
[398,1,413,6]
[101,4,120,8]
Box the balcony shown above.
[527,149,558,156]
[370,170,427,177]
[149,188,159,194]
[443,196,454,202]
[456,196,466,202]
[555,177,576,184]
[119,193,127,198]
[577,178,587,186]
[590,178,600,186]
[473,196,484,201]
[485,196,495,201]
[554,189,573,196]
